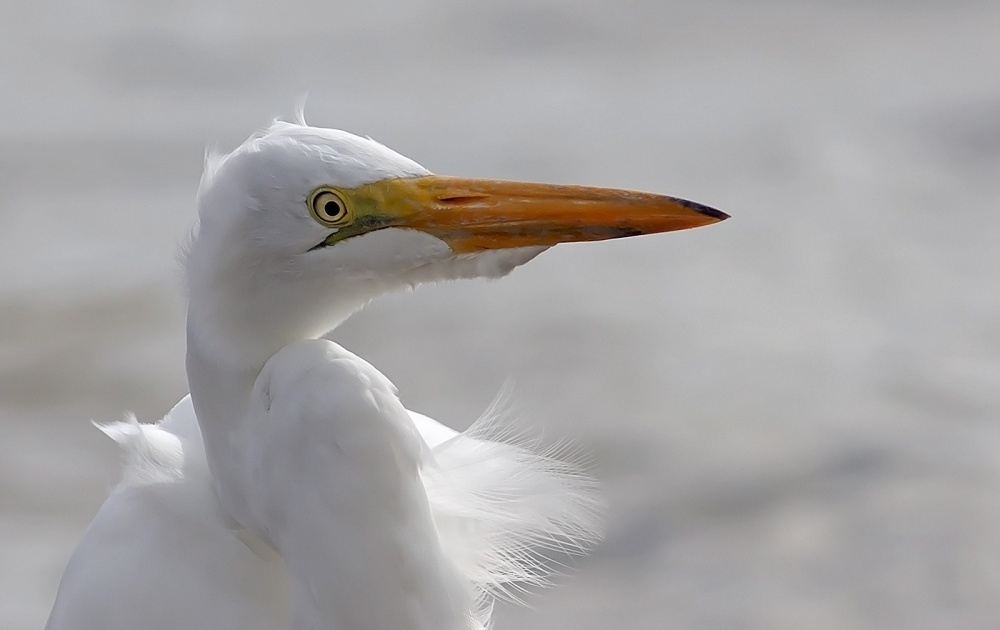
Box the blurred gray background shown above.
[2,1,999,628]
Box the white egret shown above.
[46,120,727,630]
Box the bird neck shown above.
[185,325,259,511]
[183,300,348,504]
[183,249,387,521]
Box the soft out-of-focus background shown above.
[2,1,999,628]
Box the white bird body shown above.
[46,396,290,630]
[46,120,725,629]
[47,384,595,630]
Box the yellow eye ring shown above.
[308,187,352,227]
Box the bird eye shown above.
[308,188,351,227]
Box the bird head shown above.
[185,121,726,366]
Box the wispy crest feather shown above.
[292,97,309,126]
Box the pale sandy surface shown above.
[2,2,999,629]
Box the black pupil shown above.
[323,200,342,218]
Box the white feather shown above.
[423,389,604,608]
[93,414,184,487]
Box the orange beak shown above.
[337,174,728,253]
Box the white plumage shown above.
[49,384,600,630]
[46,120,725,629]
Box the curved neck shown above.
[185,326,260,510]
[184,308,472,630]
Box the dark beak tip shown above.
[705,206,731,222]
[675,197,729,222]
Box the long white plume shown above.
[422,389,605,624]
